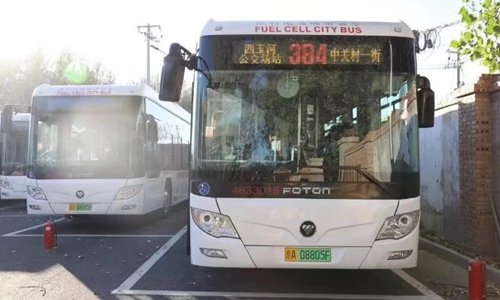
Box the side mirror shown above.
[0,105,13,133]
[417,76,435,128]
[159,43,186,102]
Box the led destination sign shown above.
[234,41,383,66]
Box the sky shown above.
[0,0,487,103]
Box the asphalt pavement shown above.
[1,199,499,299]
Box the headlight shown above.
[376,211,420,240]
[191,207,239,239]
[114,184,142,200]
[0,179,13,190]
[27,185,47,200]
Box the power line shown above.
[150,44,166,55]
[413,21,460,53]
[419,65,448,70]
[415,21,467,92]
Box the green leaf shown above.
[486,22,495,34]
[450,40,460,49]
[477,37,484,47]
[459,7,474,24]
[486,39,494,48]
[472,50,482,60]
[464,32,473,42]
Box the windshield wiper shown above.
[352,167,395,198]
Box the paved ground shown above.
[407,243,500,300]
[0,199,497,299]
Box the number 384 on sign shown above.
[288,43,382,65]
[284,247,332,262]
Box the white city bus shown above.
[0,106,30,200]
[26,84,190,215]
[159,20,435,269]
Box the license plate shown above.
[69,203,92,212]
[284,247,332,262]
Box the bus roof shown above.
[32,84,159,99]
[201,20,414,39]
[32,84,190,123]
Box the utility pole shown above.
[137,23,162,86]
[446,50,462,89]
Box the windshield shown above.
[1,118,29,176]
[29,96,143,179]
[192,35,419,199]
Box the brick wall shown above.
[492,86,500,244]
[459,74,500,257]
[458,100,476,248]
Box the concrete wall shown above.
[419,103,460,241]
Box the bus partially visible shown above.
[0,105,30,200]
[26,84,190,215]
[159,20,435,269]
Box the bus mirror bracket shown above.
[416,75,435,128]
[1,105,13,133]
[146,114,159,142]
[159,43,212,102]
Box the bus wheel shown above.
[162,180,172,217]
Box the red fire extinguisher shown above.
[469,258,487,300]
[44,219,57,250]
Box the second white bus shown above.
[0,105,31,200]
[26,84,190,215]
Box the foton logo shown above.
[300,221,316,237]
[76,190,85,199]
[283,187,331,195]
